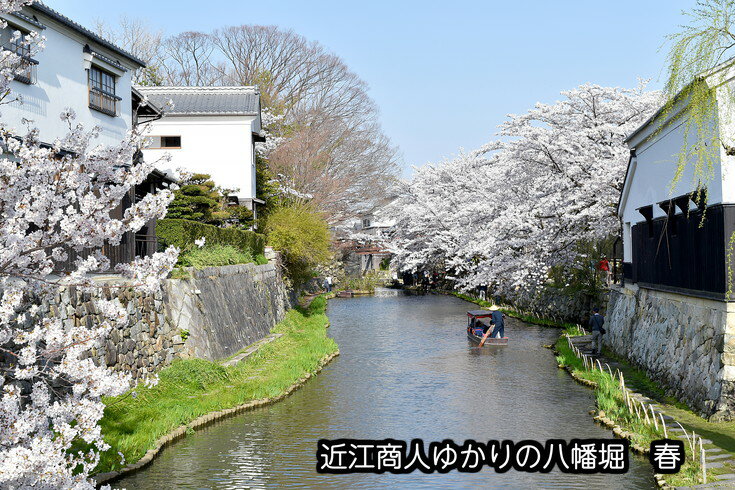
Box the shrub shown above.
[166,174,224,224]
[157,218,266,257]
[177,245,255,268]
[166,173,253,229]
[264,204,331,284]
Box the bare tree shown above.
[268,112,399,223]
[94,16,164,85]
[99,20,400,221]
[209,25,400,220]
[161,32,225,86]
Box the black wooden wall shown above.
[52,173,165,274]
[629,204,735,300]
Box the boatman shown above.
[490,310,505,339]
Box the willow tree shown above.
[663,0,735,203]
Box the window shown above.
[88,66,121,116]
[1,25,37,84]
[362,219,371,228]
[146,136,182,149]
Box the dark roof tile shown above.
[136,86,261,116]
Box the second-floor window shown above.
[1,25,37,84]
[88,66,121,116]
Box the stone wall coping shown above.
[621,283,735,312]
[182,263,276,280]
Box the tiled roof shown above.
[28,1,145,67]
[136,86,261,116]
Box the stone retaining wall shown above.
[43,283,183,381]
[606,284,735,420]
[45,262,290,379]
[164,263,291,361]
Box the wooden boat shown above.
[466,310,509,345]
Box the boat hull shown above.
[467,332,509,345]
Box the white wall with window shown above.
[0,5,143,147]
[142,115,259,201]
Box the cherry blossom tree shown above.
[387,83,662,303]
[0,1,178,487]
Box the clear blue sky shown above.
[50,0,694,175]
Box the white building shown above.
[138,86,265,216]
[618,64,735,298]
[0,3,172,271]
[609,59,735,420]
[0,2,144,146]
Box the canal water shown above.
[116,294,655,489]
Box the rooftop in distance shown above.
[136,86,261,117]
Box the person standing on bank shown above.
[589,307,605,355]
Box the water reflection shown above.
[116,294,655,489]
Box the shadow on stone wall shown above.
[44,263,291,380]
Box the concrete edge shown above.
[94,347,340,487]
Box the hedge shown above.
[156,219,266,257]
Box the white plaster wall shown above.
[142,115,257,200]
[716,82,735,204]
[0,12,136,147]
[622,116,722,227]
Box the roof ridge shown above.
[29,1,145,67]
[136,86,259,93]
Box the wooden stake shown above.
[676,422,691,453]
[660,414,667,438]
[650,405,658,430]
[633,398,641,419]
[701,437,707,484]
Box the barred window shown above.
[88,66,120,116]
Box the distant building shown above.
[138,86,266,219]
[349,213,395,274]
[356,214,395,237]
[610,59,735,420]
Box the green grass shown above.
[177,245,256,268]
[555,329,703,487]
[96,296,337,474]
[602,349,735,484]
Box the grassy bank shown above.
[96,296,337,474]
[450,292,580,330]
[555,330,703,487]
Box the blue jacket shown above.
[491,310,504,328]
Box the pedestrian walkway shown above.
[569,335,735,489]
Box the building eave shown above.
[28,2,146,68]
[617,149,637,218]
